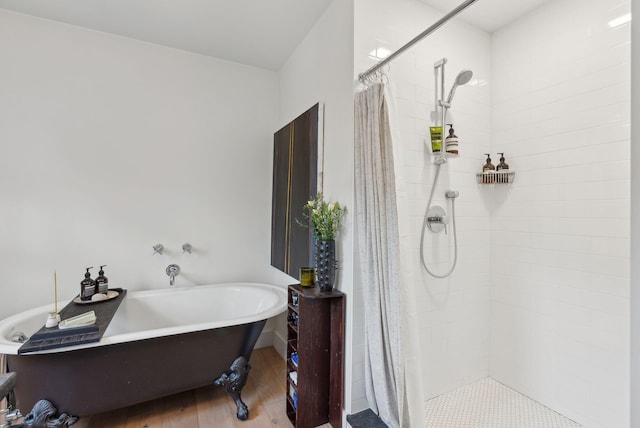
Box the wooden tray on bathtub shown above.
[18,289,127,354]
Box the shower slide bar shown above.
[358,0,479,83]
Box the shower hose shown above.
[420,162,458,278]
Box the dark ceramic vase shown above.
[315,240,336,292]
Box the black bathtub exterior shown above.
[7,319,266,418]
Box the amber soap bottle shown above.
[80,267,95,301]
[95,265,109,295]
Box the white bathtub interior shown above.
[105,283,284,336]
[0,283,287,355]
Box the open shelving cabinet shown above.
[286,284,345,428]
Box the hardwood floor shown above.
[75,347,332,428]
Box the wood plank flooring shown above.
[74,347,331,428]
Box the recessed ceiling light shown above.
[369,47,392,60]
[608,13,631,28]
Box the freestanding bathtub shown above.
[0,282,287,420]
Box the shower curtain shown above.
[355,82,425,427]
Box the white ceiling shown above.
[0,0,551,70]
[419,0,552,33]
[0,0,333,70]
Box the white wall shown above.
[491,0,630,426]
[355,0,492,400]
[0,10,280,319]
[278,0,361,419]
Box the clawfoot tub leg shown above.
[19,399,78,427]
[214,356,251,421]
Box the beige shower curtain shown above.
[355,82,425,427]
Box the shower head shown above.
[446,69,474,105]
[456,69,474,85]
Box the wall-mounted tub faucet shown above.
[166,264,180,286]
[182,243,192,254]
[153,244,164,255]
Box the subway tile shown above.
[392,78,415,101]
[588,273,629,297]
[590,310,629,336]
[586,253,630,276]
[366,0,628,422]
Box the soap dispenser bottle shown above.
[95,265,109,295]
[496,152,509,183]
[482,153,495,183]
[80,267,95,301]
[496,153,509,171]
[445,124,459,155]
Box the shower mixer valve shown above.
[426,205,448,234]
[426,215,448,224]
[426,191,459,235]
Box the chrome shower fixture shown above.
[426,190,460,234]
[421,182,461,278]
[445,70,473,106]
[426,205,447,234]
[435,61,474,109]
[434,57,448,110]
[432,58,474,165]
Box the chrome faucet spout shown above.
[166,264,180,286]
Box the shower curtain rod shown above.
[358,0,479,82]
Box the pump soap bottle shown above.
[445,124,459,155]
[80,267,95,301]
[96,265,109,295]
[482,153,495,183]
[496,153,509,171]
[496,152,510,183]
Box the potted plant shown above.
[302,193,346,291]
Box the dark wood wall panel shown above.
[271,104,319,277]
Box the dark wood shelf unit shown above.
[286,284,345,428]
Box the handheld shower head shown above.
[455,69,474,85]
[446,69,474,104]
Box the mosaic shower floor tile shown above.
[424,378,582,428]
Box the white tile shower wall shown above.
[491,0,630,426]
[355,0,492,400]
